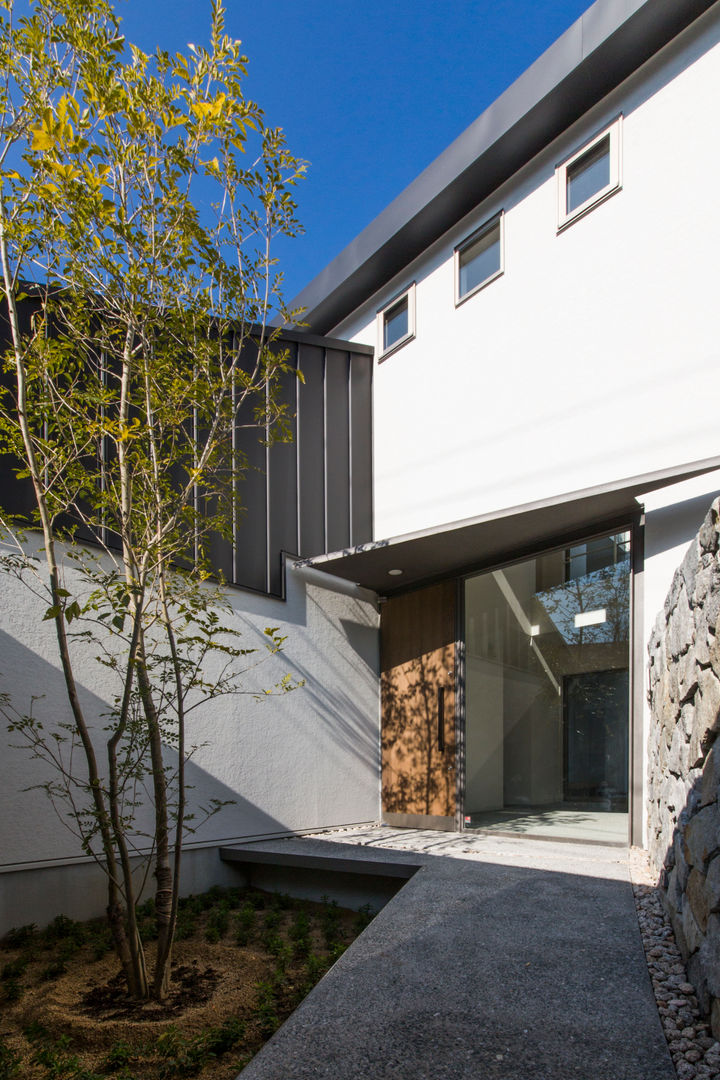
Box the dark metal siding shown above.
[325,349,351,555]
[0,303,374,598]
[266,348,299,597]
[297,343,326,559]
[231,338,373,597]
[350,354,373,545]
[234,349,270,593]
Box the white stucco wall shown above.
[332,6,720,543]
[0,548,380,929]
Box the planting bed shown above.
[0,884,375,1079]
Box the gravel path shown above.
[629,849,720,1079]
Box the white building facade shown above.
[2,0,719,933]
[297,0,720,849]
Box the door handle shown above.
[438,685,445,753]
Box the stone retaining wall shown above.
[647,498,720,1039]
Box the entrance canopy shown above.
[303,457,720,595]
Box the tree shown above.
[0,0,305,1001]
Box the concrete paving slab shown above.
[234,829,674,1080]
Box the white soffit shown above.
[304,456,720,595]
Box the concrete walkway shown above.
[234,827,675,1080]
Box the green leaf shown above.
[65,601,81,623]
[43,605,61,621]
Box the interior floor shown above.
[464,805,628,845]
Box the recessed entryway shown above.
[463,530,631,845]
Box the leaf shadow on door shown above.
[382,647,455,818]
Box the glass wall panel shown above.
[463,530,630,843]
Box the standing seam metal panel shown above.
[0,308,374,597]
[233,340,269,593]
[267,345,299,597]
[296,342,327,562]
[350,354,373,546]
[325,349,351,554]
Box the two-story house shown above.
[295,0,720,849]
[2,0,719,931]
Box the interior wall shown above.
[503,666,561,807]
[465,655,503,811]
[465,573,505,812]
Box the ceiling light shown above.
[388,568,403,576]
[574,608,606,628]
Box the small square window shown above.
[566,136,610,213]
[377,283,415,360]
[384,296,408,350]
[455,212,503,305]
[557,117,622,229]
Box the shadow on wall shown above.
[289,650,379,775]
[0,595,378,873]
[0,615,297,930]
[0,624,295,865]
[381,649,454,818]
[645,491,720,560]
[280,587,379,771]
[218,566,380,774]
[647,498,720,1039]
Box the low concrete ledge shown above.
[219,838,424,912]
[219,842,421,880]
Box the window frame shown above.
[377,282,416,361]
[454,210,504,307]
[556,116,622,231]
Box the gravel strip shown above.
[630,848,720,1080]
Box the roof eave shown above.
[301,456,720,595]
[293,0,717,335]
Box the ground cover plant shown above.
[0,884,376,1079]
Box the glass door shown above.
[463,530,630,844]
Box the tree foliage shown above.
[0,0,305,1000]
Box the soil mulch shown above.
[80,960,222,1021]
[0,885,375,1079]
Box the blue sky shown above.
[118,1,592,304]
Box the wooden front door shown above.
[381,581,457,830]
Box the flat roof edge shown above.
[269,326,374,355]
[293,0,716,334]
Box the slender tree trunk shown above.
[136,336,178,1002]
[106,603,151,998]
[152,578,186,998]
[0,231,146,995]
[107,890,146,1000]
[134,644,173,1000]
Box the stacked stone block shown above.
[647,498,720,1039]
